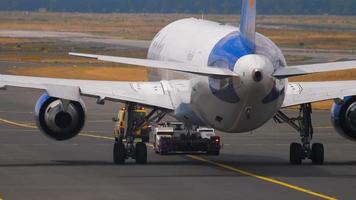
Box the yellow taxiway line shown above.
[187,155,337,200]
[0,117,337,200]
[0,118,37,129]
[78,133,115,141]
[315,126,333,129]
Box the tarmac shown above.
[0,87,356,200]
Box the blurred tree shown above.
[0,0,354,15]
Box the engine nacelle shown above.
[331,96,356,141]
[35,93,86,141]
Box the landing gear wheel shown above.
[135,142,147,164]
[290,143,303,165]
[311,143,324,165]
[276,104,326,165]
[113,142,126,164]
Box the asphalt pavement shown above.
[0,87,355,200]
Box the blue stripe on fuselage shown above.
[208,31,254,103]
[262,85,285,104]
[208,31,254,71]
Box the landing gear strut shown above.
[113,103,166,165]
[274,103,324,165]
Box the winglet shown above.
[240,0,256,51]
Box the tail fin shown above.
[240,0,256,50]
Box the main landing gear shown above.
[274,103,324,165]
[113,103,166,165]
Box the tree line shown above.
[0,0,355,15]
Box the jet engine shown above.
[331,96,356,141]
[34,93,86,141]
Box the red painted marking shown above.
[249,0,254,7]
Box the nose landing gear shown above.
[113,103,166,165]
[275,103,324,165]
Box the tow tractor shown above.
[112,103,167,164]
[113,106,150,143]
[153,122,221,155]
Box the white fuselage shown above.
[147,18,287,133]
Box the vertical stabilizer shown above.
[240,0,256,50]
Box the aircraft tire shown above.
[290,143,303,165]
[311,143,324,165]
[135,142,147,164]
[113,142,126,164]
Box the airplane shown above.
[1,0,356,165]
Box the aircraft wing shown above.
[69,52,238,77]
[0,74,177,110]
[274,60,356,78]
[282,81,356,107]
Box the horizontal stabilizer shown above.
[283,81,356,107]
[69,52,238,77]
[274,60,356,78]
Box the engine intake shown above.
[331,96,356,141]
[35,93,86,141]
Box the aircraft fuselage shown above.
[147,18,287,133]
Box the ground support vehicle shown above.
[153,124,221,155]
[113,106,150,143]
[112,103,167,164]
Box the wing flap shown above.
[274,60,356,78]
[0,74,176,110]
[69,52,238,77]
